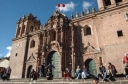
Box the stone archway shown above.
[47,51,59,77]
[27,65,33,78]
[85,59,97,76]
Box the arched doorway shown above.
[47,51,59,77]
[85,59,97,76]
[27,65,33,78]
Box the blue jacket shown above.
[99,66,106,74]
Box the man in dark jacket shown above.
[97,63,107,82]
[6,66,11,80]
[45,63,55,72]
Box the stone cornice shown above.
[12,35,27,41]
[71,3,128,22]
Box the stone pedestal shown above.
[71,70,75,78]
[58,71,62,77]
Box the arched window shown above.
[84,26,92,36]
[104,0,111,6]
[16,27,21,37]
[86,27,91,35]
[21,25,25,35]
[115,0,122,3]
[30,40,35,48]
[30,26,34,32]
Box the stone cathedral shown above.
[9,0,128,78]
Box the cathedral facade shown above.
[9,0,128,78]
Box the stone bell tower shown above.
[97,0,128,10]
[9,13,42,78]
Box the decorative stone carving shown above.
[26,53,36,63]
[50,41,60,51]
[83,42,101,55]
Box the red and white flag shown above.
[57,4,65,7]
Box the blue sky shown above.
[0,0,98,58]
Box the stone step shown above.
[1,76,128,82]
[0,78,128,84]
[0,76,128,84]
[0,80,128,84]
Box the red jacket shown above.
[123,56,128,64]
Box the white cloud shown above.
[56,1,76,12]
[82,1,92,9]
[4,46,12,57]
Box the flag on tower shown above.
[57,4,65,7]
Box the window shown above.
[86,27,91,35]
[21,25,25,35]
[16,27,21,37]
[30,26,34,32]
[115,0,122,3]
[15,53,18,56]
[84,26,92,36]
[30,40,35,48]
[104,0,111,6]
[117,30,123,37]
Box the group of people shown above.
[29,63,55,81]
[63,65,90,80]
[0,66,11,81]
[63,62,117,82]
[25,54,128,82]
[97,62,117,82]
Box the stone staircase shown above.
[0,77,128,84]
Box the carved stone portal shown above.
[82,43,102,65]
[49,41,60,52]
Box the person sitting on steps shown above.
[46,68,52,80]
[108,62,117,78]
[29,69,37,81]
[97,63,107,82]
[81,66,89,79]
[63,67,71,80]
[75,65,81,79]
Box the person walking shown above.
[92,77,99,84]
[123,53,128,77]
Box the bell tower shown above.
[9,13,42,78]
[97,0,127,10]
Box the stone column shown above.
[60,29,63,43]
[71,26,75,77]
[47,31,49,44]
[56,29,58,41]
[97,0,105,10]
[111,0,116,4]
[110,0,116,7]
[15,24,19,37]
[36,34,41,72]
[42,33,45,47]
[93,20,100,50]
[123,0,128,2]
